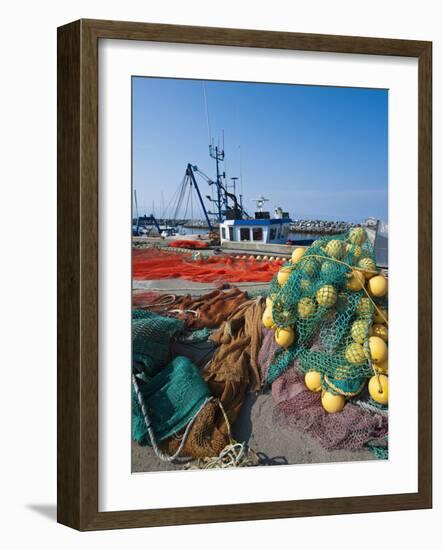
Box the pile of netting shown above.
[132,298,265,462]
[264,227,388,408]
[258,327,388,451]
[133,248,283,283]
[168,240,208,249]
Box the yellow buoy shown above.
[345,342,366,364]
[368,374,388,405]
[372,323,388,342]
[305,371,322,392]
[320,260,336,279]
[262,308,274,329]
[297,297,316,319]
[358,257,377,278]
[373,307,388,324]
[299,257,318,277]
[266,296,273,308]
[325,239,346,259]
[321,391,345,413]
[346,270,365,291]
[367,275,388,297]
[356,296,372,318]
[345,243,363,259]
[275,326,296,348]
[316,285,337,308]
[299,279,311,292]
[375,359,388,374]
[348,226,367,245]
[351,319,372,344]
[369,336,388,364]
[277,266,292,286]
[291,247,305,264]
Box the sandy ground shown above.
[132,390,376,472]
[132,276,378,473]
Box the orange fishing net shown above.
[132,248,283,283]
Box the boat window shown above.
[221,227,226,239]
[252,227,263,241]
[270,227,277,240]
[228,226,234,240]
[240,228,250,241]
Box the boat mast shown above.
[209,141,225,223]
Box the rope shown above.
[185,399,260,469]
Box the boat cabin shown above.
[220,208,292,245]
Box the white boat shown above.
[220,206,291,245]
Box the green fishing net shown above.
[132,310,184,376]
[132,355,211,445]
[266,228,388,392]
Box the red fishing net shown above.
[133,248,283,283]
[168,240,208,249]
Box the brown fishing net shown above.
[132,287,248,329]
[161,400,229,459]
[160,297,266,459]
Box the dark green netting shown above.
[132,355,211,445]
[266,228,387,389]
[132,310,184,376]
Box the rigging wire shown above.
[202,82,212,145]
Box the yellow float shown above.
[369,336,388,364]
[277,266,292,286]
[345,342,367,364]
[358,257,377,278]
[316,285,337,307]
[368,374,388,405]
[375,359,388,374]
[275,326,296,348]
[348,226,367,245]
[262,308,274,329]
[356,296,372,318]
[346,270,365,291]
[299,279,311,292]
[325,239,346,259]
[297,297,316,319]
[367,274,388,297]
[372,323,388,342]
[299,257,318,277]
[291,247,305,264]
[373,306,388,324]
[321,391,345,413]
[305,371,322,392]
[351,319,372,344]
[266,296,273,308]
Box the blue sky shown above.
[132,77,388,224]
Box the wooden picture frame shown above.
[57,19,432,530]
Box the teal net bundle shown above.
[266,228,388,393]
[132,355,211,446]
[132,309,184,376]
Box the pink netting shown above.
[258,328,388,451]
